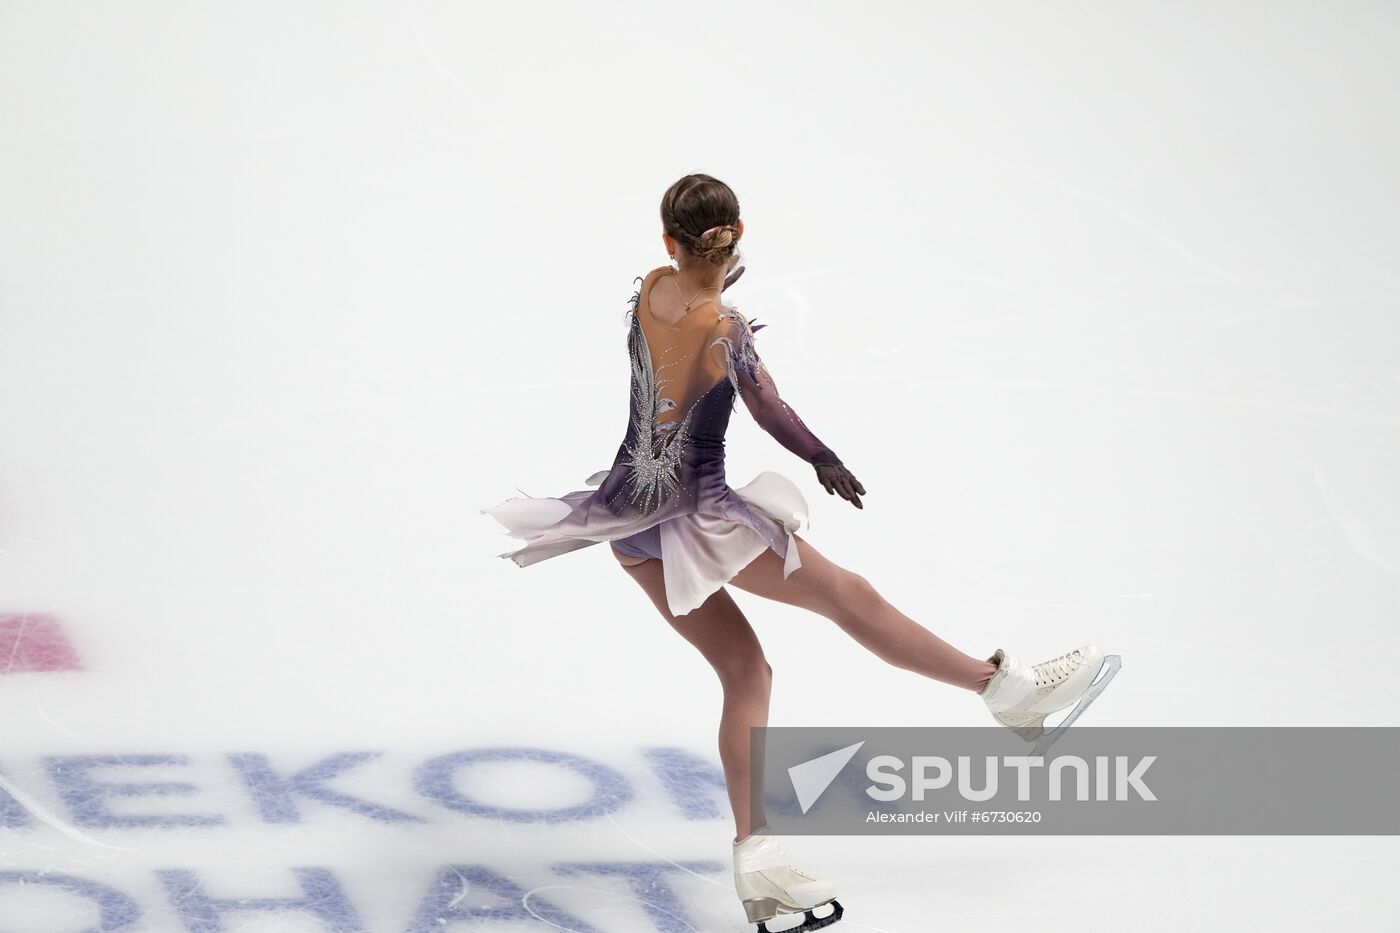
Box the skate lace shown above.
[1032,649,1082,686]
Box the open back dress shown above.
[481,264,845,616]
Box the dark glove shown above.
[815,462,866,510]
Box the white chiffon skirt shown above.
[483,470,811,617]
[652,471,809,616]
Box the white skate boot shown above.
[733,826,843,932]
[980,644,1121,755]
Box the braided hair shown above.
[660,174,743,266]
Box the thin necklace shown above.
[668,269,721,312]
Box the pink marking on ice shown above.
[0,614,83,674]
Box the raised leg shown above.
[728,534,997,693]
[611,545,771,840]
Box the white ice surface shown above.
[1,2,1398,930]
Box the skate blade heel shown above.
[1029,654,1122,757]
[745,898,782,923]
[754,898,844,932]
[993,711,1047,741]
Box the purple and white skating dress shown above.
[481,265,844,616]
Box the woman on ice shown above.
[483,173,1117,933]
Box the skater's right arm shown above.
[709,309,866,509]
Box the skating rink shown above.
[2,2,1398,930]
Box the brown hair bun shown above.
[661,175,743,266]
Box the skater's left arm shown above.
[709,310,866,509]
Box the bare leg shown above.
[729,534,998,693]
[611,544,770,840]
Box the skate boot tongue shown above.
[734,832,790,873]
[978,651,1036,712]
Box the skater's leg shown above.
[615,555,771,840]
[728,535,997,693]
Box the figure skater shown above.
[482,173,1119,932]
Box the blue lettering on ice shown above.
[228,751,426,824]
[0,870,143,931]
[405,864,602,933]
[157,866,362,932]
[640,746,729,820]
[555,860,725,931]
[44,754,224,828]
[414,747,633,822]
[0,770,33,828]
[0,862,720,932]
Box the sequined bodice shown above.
[618,272,740,512]
[600,266,843,521]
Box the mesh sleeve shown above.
[709,308,843,468]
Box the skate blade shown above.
[1028,654,1122,758]
[756,898,843,932]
